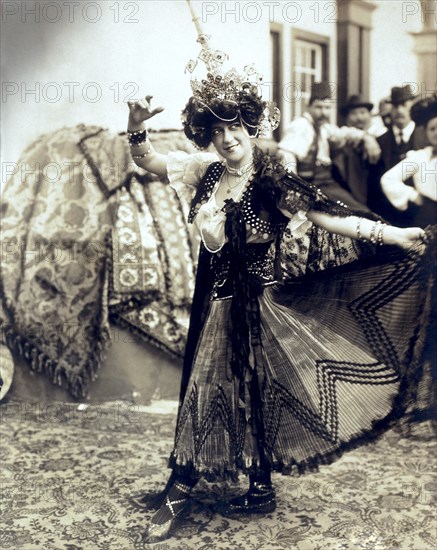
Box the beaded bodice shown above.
[188,162,288,299]
[188,162,287,244]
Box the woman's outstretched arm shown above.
[307,210,425,250]
[127,96,168,179]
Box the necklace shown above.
[223,160,254,194]
[225,161,253,177]
[224,168,253,195]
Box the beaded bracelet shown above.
[128,130,147,147]
[377,223,386,245]
[128,128,148,147]
[128,128,147,137]
[369,220,381,244]
[131,144,151,160]
[356,217,364,240]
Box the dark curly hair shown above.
[181,88,265,149]
[410,93,437,127]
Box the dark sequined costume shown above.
[166,149,435,481]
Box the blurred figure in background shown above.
[331,95,380,207]
[381,94,437,228]
[377,96,393,131]
[343,94,386,136]
[278,82,380,211]
[368,85,428,226]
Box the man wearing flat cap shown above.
[368,84,428,225]
[278,82,380,211]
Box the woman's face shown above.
[210,120,253,166]
[425,116,437,148]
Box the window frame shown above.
[291,29,330,120]
[270,22,284,142]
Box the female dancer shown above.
[126,81,432,543]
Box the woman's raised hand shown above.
[127,95,164,127]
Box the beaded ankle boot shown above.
[220,479,276,516]
[129,471,181,512]
[142,480,193,544]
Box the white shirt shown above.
[278,112,365,172]
[380,146,437,210]
[392,121,416,145]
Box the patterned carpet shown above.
[0,401,435,550]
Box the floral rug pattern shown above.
[0,402,435,550]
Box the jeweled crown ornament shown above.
[184,0,280,136]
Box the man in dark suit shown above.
[368,85,427,225]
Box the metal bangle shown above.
[356,217,364,240]
[377,223,386,245]
[369,221,381,244]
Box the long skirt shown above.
[169,236,434,480]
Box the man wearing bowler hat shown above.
[278,82,380,211]
[368,84,428,225]
[342,94,387,137]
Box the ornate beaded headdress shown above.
[183,0,280,137]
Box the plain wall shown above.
[2,0,429,175]
[370,0,424,104]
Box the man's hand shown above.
[362,134,381,165]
